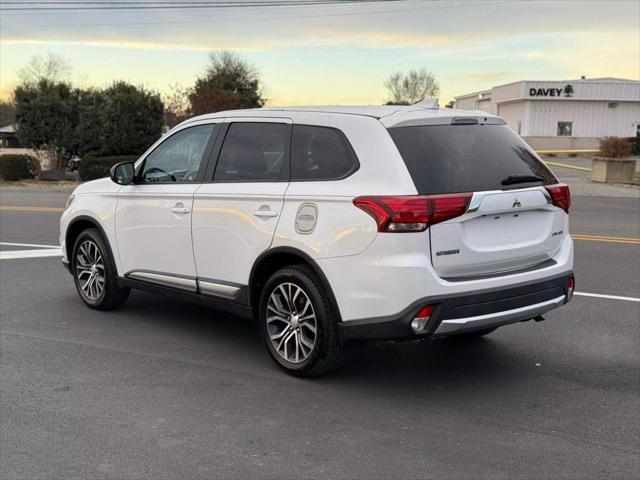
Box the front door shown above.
[116,122,219,291]
[192,119,291,299]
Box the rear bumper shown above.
[338,271,574,342]
[434,294,565,335]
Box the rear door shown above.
[192,118,291,298]
[388,123,567,279]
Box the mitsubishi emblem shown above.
[512,197,522,208]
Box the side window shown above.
[214,122,287,182]
[291,125,358,181]
[140,124,216,183]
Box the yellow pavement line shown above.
[573,233,640,241]
[0,205,65,213]
[544,161,592,172]
[537,149,599,155]
[573,234,640,245]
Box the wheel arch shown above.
[65,215,117,271]
[248,247,342,322]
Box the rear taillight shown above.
[353,193,472,232]
[545,183,571,213]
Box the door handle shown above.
[171,207,190,214]
[171,203,191,214]
[253,209,278,218]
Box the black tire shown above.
[259,265,343,377]
[449,327,497,339]
[71,228,130,310]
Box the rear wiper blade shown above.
[501,174,544,186]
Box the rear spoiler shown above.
[387,115,506,128]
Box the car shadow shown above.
[122,290,264,348]
[117,290,536,391]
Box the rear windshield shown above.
[388,124,557,194]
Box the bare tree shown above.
[163,83,191,128]
[18,53,72,85]
[384,69,440,105]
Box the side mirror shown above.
[110,162,135,185]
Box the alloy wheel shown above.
[266,282,318,363]
[75,240,105,300]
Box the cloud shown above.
[1,1,637,105]
[0,37,283,53]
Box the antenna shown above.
[414,97,439,109]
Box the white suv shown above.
[60,105,575,376]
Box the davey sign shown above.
[529,84,574,98]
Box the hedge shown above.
[79,155,138,181]
[599,137,631,158]
[627,136,640,156]
[0,154,37,181]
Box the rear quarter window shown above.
[388,124,557,194]
[291,125,359,181]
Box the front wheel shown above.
[259,266,343,377]
[71,228,130,310]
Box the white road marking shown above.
[0,242,60,249]
[0,248,63,260]
[1,245,638,304]
[574,292,640,303]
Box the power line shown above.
[0,0,398,11]
[0,0,365,2]
[0,1,513,28]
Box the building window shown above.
[557,121,573,136]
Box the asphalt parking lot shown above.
[1,163,639,479]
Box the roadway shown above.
[1,177,638,479]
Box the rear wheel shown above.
[259,265,343,377]
[71,228,129,310]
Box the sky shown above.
[1,0,639,106]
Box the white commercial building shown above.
[455,78,640,151]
